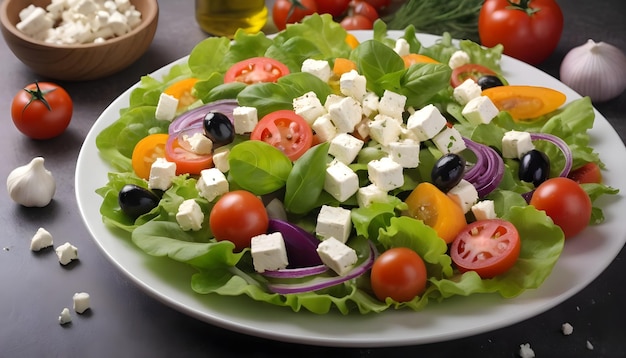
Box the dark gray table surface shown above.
[1,1,624,357]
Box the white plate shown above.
[76,31,626,347]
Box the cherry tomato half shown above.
[450,64,498,87]
[209,190,269,251]
[370,247,427,302]
[131,133,169,180]
[164,129,214,175]
[450,219,521,278]
[11,82,73,140]
[568,162,602,184]
[250,110,313,161]
[224,57,290,85]
[530,177,592,239]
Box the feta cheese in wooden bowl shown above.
[0,0,158,81]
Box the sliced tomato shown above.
[568,162,602,184]
[224,57,290,85]
[250,110,313,161]
[450,64,498,87]
[165,128,213,175]
[131,133,169,180]
[450,219,521,278]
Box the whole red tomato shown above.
[272,0,317,31]
[478,0,563,65]
[316,0,351,17]
[11,82,73,140]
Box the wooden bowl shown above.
[0,0,158,81]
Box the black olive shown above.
[431,153,466,193]
[519,149,551,187]
[203,111,235,147]
[477,75,504,90]
[118,184,160,220]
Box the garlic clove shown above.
[6,157,56,207]
[560,39,626,102]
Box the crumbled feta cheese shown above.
[518,343,535,358]
[357,184,388,208]
[328,96,362,134]
[315,205,352,243]
[471,200,496,221]
[301,59,332,82]
[30,227,54,251]
[73,292,91,314]
[377,90,407,120]
[586,340,594,350]
[55,242,78,265]
[312,114,337,142]
[406,104,447,141]
[447,179,478,213]
[329,133,364,165]
[368,114,403,146]
[233,106,258,134]
[561,322,574,335]
[212,147,230,173]
[462,95,500,125]
[502,130,535,159]
[453,79,482,105]
[388,139,420,168]
[58,308,72,325]
[368,157,404,191]
[176,199,204,231]
[250,232,289,273]
[148,157,177,191]
[316,237,358,276]
[293,91,327,125]
[448,50,470,69]
[155,93,179,121]
[361,92,379,118]
[183,132,213,155]
[393,38,410,57]
[432,126,466,154]
[324,161,359,202]
[339,70,367,101]
[196,168,228,202]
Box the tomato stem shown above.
[23,81,55,112]
[506,0,540,15]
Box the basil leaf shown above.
[284,142,330,215]
[228,141,292,195]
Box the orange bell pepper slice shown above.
[482,85,566,122]
[403,182,467,244]
[402,54,439,68]
[163,78,199,110]
[131,133,169,180]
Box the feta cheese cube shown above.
[353,117,370,140]
[73,292,91,314]
[393,38,411,57]
[233,106,258,134]
[311,114,337,142]
[447,179,478,213]
[462,95,500,125]
[361,92,379,118]
[432,126,466,154]
[388,139,420,168]
[502,130,534,159]
[59,308,72,325]
[176,199,204,231]
[329,133,364,164]
[406,104,447,141]
[55,242,78,265]
[368,157,404,191]
[315,205,352,243]
[368,114,403,146]
[448,50,470,69]
[250,232,289,273]
[324,161,359,202]
[293,91,327,125]
[453,79,482,105]
[316,237,358,276]
[212,147,230,173]
[148,157,177,190]
[301,59,332,82]
[323,94,344,111]
[328,96,362,133]
[196,168,228,202]
[16,7,53,36]
[155,93,179,121]
[471,200,497,221]
[357,184,388,208]
[340,70,367,101]
[183,132,213,155]
[30,227,54,251]
[377,90,407,120]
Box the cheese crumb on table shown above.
[518,343,535,358]
[55,242,78,265]
[73,292,91,314]
[30,227,54,251]
[58,308,71,325]
[561,322,574,335]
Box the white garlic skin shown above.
[6,157,56,207]
[560,39,626,102]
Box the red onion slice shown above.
[168,99,238,135]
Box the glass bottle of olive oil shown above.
[195,0,268,38]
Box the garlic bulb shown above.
[560,39,626,102]
[6,157,56,207]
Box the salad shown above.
[94,15,618,315]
